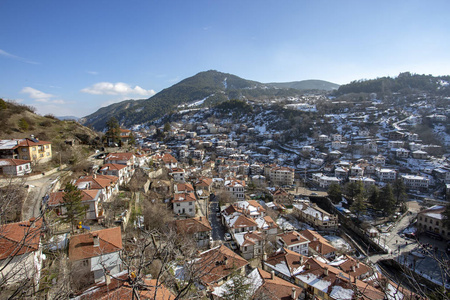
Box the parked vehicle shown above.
[224,233,232,241]
[230,241,238,250]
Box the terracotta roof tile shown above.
[197,244,248,286]
[0,218,43,260]
[277,231,309,246]
[172,217,212,234]
[69,227,122,261]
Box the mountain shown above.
[57,115,80,121]
[81,70,318,130]
[0,99,100,146]
[334,72,450,96]
[267,79,339,91]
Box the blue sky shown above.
[1,1,449,117]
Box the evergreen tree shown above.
[327,183,342,204]
[0,98,6,110]
[443,204,450,230]
[351,192,367,218]
[221,273,251,300]
[105,117,121,146]
[368,186,382,210]
[380,184,396,216]
[344,181,363,202]
[61,182,86,234]
[392,178,407,205]
[18,118,29,131]
[163,122,171,132]
[128,132,136,146]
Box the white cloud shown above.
[81,82,156,97]
[20,87,66,104]
[86,70,99,75]
[20,87,54,102]
[0,49,39,65]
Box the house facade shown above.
[0,159,32,176]
[69,227,123,284]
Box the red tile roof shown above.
[256,268,303,300]
[277,231,309,246]
[101,163,127,171]
[0,218,43,260]
[47,189,100,206]
[69,227,122,261]
[105,152,135,161]
[74,174,118,190]
[172,192,196,203]
[76,272,175,300]
[197,244,248,286]
[0,158,31,166]
[17,138,51,147]
[172,216,212,234]
[299,229,337,256]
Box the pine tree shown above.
[221,273,251,300]
[351,192,367,218]
[392,178,407,205]
[380,184,396,216]
[327,183,342,204]
[18,118,29,131]
[368,186,382,211]
[105,117,121,146]
[61,182,86,234]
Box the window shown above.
[189,202,192,205]
[47,152,50,156]
[244,246,247,251]
[189,208,193,212]
[176,203,180,207]
[22,148,27,152]
[45,145,49,149]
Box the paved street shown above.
[208,196,226,242]
[22,170,70,220]
[368,201,449,288]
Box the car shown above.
[311,192,318,195]
[404,232,416,239]
[230,241,238,250]
[216,212,221,218]
[224,233,232,241]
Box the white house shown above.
[0,218,43,289]
[375,168,397,182]
[69,227,123,283]
[276,231,310,256]
[0,158,32,176]
[401,174,430,190]
[172,192,196,217]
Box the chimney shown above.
[305,263,310,270]
[93,174,96,179]
[351,265,356,272]
[300,256,304,265]
[93,233,99,247]
[263,253,267,261]
[291,287,297,299]
[353,276,357,283]
[324,267,328,276]
[356,261,360,268]
[105,273,111,286]
[271,270,275,280]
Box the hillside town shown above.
[0,95,449,299]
